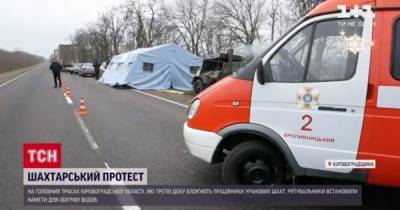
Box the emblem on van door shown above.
[297,87,320,109]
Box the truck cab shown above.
[183,0,400,187]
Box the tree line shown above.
[70,0,325,62]
[0,49,44,73]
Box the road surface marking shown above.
[104,162,110,169]
[123,206,141,210]
[73,111,99,150]
[0,66,40,88]
[131,89,189,108]
[65,96,73,105]
[63,92,98,150]
[60,84,141,209]
[103,161,142,210]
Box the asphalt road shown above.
[0,64,398,210]
[0,64,220,210]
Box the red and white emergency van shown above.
[184,0,400,187]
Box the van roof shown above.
[307,0,400,17]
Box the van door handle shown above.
[318,106,347,112]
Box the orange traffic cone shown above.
[78,97,88,116]
[65,87,72,97]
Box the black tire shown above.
[222,141,286,185]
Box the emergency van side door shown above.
[250,13,374,173]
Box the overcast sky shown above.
[0,0,126,58]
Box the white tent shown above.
[99,44,203,90]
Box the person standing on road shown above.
[50,60,62,88]
[93,59,101,80]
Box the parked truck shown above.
[55,44,80,68]
[192,50,244,94]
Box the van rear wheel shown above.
[222,141,286,185]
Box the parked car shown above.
[70,63,83,75]
[79,63,95,77]
[62,65,73,73]
[184,0,400,188]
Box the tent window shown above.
[143,62,154,72]
[190,66,200,74]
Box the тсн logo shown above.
[23,143,61,168]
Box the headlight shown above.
[188,99,200,120]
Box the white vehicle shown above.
[78,63,95,77]
[70,63,83,75]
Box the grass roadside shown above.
[0,64,42,85]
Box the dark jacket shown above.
[93,61,101,71]
[50,62,62,73]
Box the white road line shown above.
[73,111,99,150]
[104,162,110,169]
[65,95,141,209]
[65,96,73,105]
[104,162,142,210]
[122,206,141,210]
[131,89,189,108]
[0,66,40,88]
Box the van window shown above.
[393,19,400,80]
[306,19,362,82]
[267,19,363,83]
[143,62,154,72]
[269,25,312,82]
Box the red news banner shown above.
[24,143,62,168]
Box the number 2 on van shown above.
[184,0,400,188]
[301,115,312,131]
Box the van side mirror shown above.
[257,61,273,85]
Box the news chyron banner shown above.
[23,143,362,207]
[24,143,146,205]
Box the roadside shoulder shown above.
[0,63,43,87]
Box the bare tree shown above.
[67,0,323,61]
[70,29,92,62]
[96,14,112,59]
[202,17,237,56]
[123,27,137,51]
[290,0,326,19]
[107,7,130,55]
[214,0,266,45]
[267,0,280,41]
[126,0,172,48]
[70,15,112,62]
[166,0,209,56]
